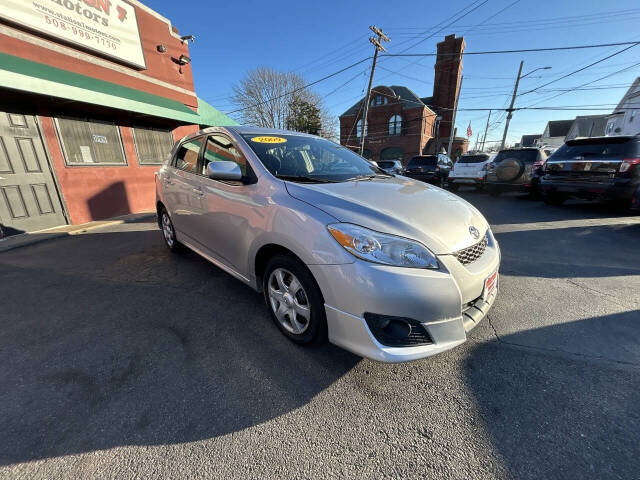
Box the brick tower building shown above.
[339,34,468,165]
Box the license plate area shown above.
[483,270,498,299]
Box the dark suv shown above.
[404,154,453,185]
[484,148,548,196]
[540,136,640,209]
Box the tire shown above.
[263,254,327,345]
[495,158,525,182]
[159,207,183,252]
[543,193,566,206]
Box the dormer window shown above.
[370,95,387,106]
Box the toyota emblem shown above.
[469,226,480,240]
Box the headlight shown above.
[327,223,439,269]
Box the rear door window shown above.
[551,139,639,159]
[458,155,488,164]
[174,138,203,173]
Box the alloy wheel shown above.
[267,268,311,334]
[162,212,174,247]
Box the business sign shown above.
[0,0,146,68]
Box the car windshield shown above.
[408,157,437,167]
[551,138,639,159]
[494,150,538,163]
[241,133,385,182]
[458,155,488,164]
[377,161,396,169]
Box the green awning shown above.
[0,52,236,126]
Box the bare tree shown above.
[232,67,337,140]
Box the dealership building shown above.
[0,0,235,235]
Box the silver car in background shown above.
[155,126,500,362]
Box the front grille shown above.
[453,234,488,265]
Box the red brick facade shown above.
[0,1,204,226]
[340,34,469,165]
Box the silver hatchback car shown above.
[156,126,500,362]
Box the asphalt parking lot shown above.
[1,190,639,479]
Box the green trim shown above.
[0,52,234,126]
[196,97,238,126]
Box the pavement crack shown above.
[564,278,638,309]
[486,314,640,368]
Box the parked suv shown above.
[540,136,640,209]
[448,153,495,191]
[156,127,500,363]
[376,160,403,175]
[404,154,453,185]
[484,148,548,196]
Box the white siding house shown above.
[606,77,640,136]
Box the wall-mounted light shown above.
[156,44,167,53]
[177,55,191,65]
[180,35,195,44]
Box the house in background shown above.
[339,34,469,165]
[535,119,574,148]
[565,115,608,141]
[520,134,541,147]
[606,77,640,136]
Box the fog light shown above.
[364,313,432,347]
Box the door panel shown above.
[0,111,66,234]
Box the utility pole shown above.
[480,109,492,152]
[501,60,524,150]
[447,75,463,157]
[359,25,390,157]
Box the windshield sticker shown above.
[250,136,287,144]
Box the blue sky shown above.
[153,0,640,145]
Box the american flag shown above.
[466,122,472,138]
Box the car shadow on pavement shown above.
[0,230,360,466]
[495,223,640,278]
[464,312,640,480]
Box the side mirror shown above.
[206,161,242,181]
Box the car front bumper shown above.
[308,232,501,362]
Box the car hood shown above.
[285,176,489,254]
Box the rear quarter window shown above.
[494,150,538,163]
[552,140,640,159]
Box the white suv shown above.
[448,153,496,191]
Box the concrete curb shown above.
[0,212,156,253]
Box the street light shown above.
[500,63,552,149]
[520,66,552,79]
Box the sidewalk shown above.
[0,212,156,253]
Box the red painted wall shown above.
[0,1,207,225]
[38,113,199,225]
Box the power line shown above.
[380,41,640,58]
[519,43,640,95]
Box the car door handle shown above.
[192,187,204,197]
[164,178,174,186]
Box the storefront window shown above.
[55,117,126,166]
[133,126,174,165]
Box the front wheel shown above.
[263,254,327,345]
[160,207,183,252]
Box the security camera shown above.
[180,35,195,44]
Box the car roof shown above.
[179,126,319,144]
